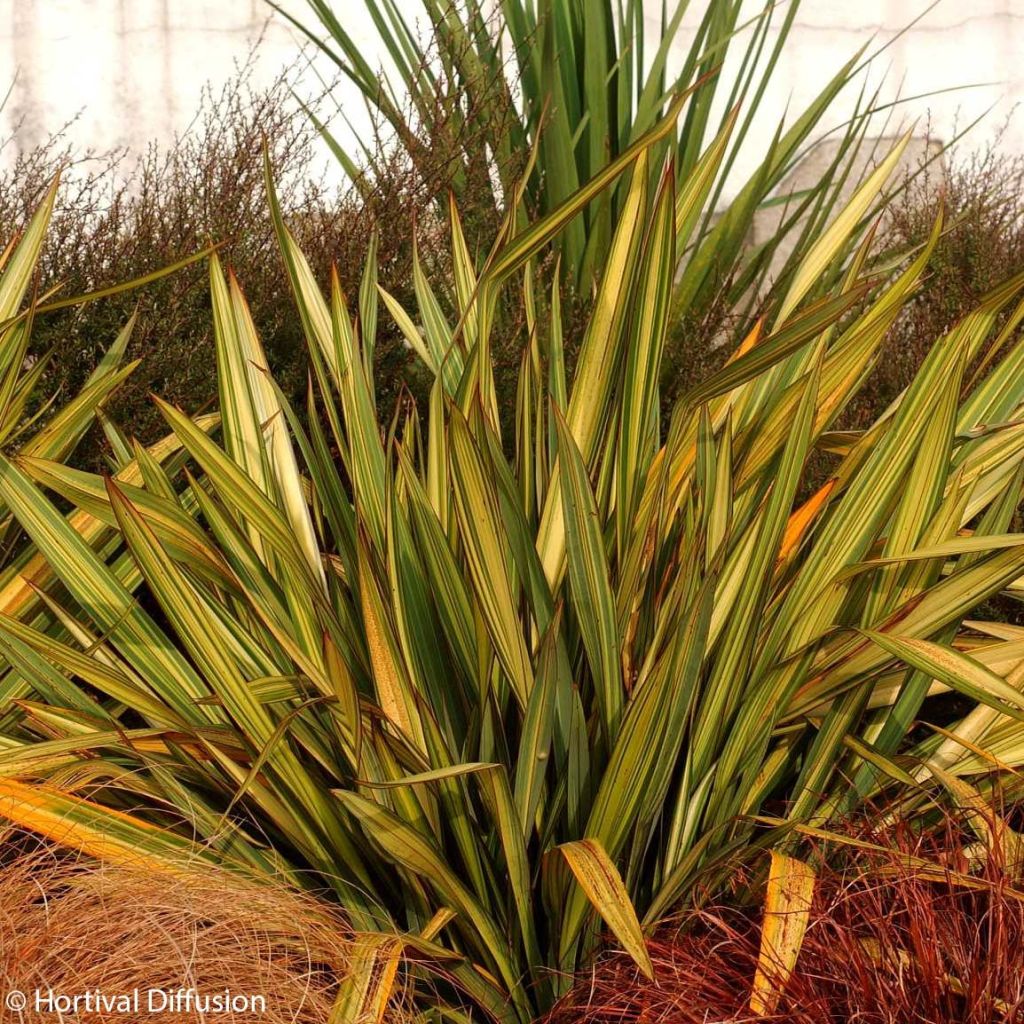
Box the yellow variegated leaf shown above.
[750,851,816,1016]
[329,933,405,1024]
[559,839,653,979]
[777,132,911,322]
[0,778,207,872]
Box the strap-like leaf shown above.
[559,839,653,979]
[750,851,816,1016]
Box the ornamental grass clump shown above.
[546,807,1024,1023]
[2,95,1024,1022]
[0,833,368,1024]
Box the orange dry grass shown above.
[0,833,371,1023]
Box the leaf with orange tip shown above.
[725,316,764,365]
[778,478,837,563]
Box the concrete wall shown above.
[751,134,945,285]
[677,1,1023,199]
[0,0,367,167]
[0,1,1020,196]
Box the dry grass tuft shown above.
[0,832,388,1023]
[547,811,1024,1024]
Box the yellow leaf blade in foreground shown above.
[559,838,653,979]
[329,933,405,1024]
[0,778,205,873]
[751,851,816,1016]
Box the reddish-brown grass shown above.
[547,814,1024,1024]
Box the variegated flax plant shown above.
[283,0,939,341]
[0,178,210,761]
[3,106,1024,1022]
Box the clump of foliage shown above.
[0,95,1024,1023]
[547,804,1024,1023]
[0,4,1021,1021]
[290,0,901,348]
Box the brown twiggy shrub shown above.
[853,128,1024,431]
[0,51,449,471]
[0,831,425,1024]
[2,55,314,464]
[0,20,593,467]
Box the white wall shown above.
[699,1,1024,185]
[0,1,1020,196]
[0,0,370,171]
